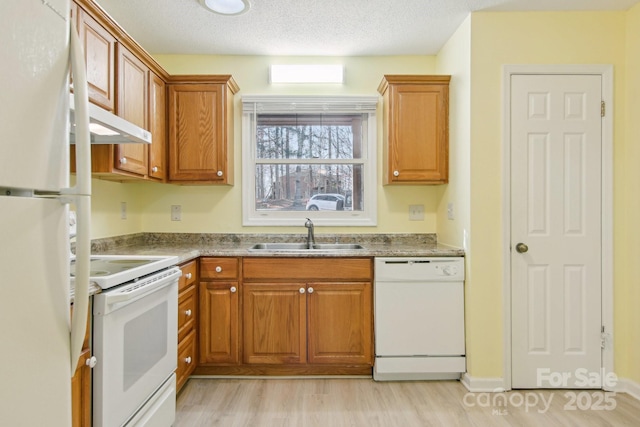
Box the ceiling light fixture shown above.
[198,0,250,15]
[270,65,345,84]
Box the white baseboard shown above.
[615,378,640,401]
[460,373,507,392]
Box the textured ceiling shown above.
[94,0,639,56]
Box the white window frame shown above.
[242,95,378,226]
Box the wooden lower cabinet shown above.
[243,283,307,365]
[307,281,373,365]
[199,281,240,364]
[71,348,91,427]
[176,329,197,389]
[71,304,92,427]
[195,257,374,376]
[177,260,197,392]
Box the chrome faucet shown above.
[304,218,315,249]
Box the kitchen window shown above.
[242,95,378,226]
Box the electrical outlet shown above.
[447,202,454,220]
[408,204,424,221]
[120,202,127,220]
[171,205,181,221]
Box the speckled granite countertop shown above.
[88,233,464,265]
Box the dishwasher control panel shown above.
[374,257,465,282]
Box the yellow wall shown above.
[467,11,628,379]
[620,2,640,385]
[90,55,450,236]
[435,16,471,250]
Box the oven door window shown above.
[123,301,168,391]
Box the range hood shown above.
[69,94,151,145]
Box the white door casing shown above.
[506,69,613,389]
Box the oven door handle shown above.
[103,268,181,307]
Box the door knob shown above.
[515,243,529,253]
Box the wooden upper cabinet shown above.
[148,72,167,181]
[168,76,239,184]
[378,75,450,184]
[77,6,115,112]
[115,44,149,176]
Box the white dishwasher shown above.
[374,257,465,381]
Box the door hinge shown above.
[601,325,609,349]
[601,101,605,117]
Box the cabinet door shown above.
[77,7,115,112]
[71,348,91,427]
[199,281,240,364]
[168,84,228,182]
[115,44,148,176]
[380,75,450,184]
[148,72,166,180]
[307,282,373,365]
[243,283,307,364]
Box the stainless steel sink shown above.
[248,243,364,251]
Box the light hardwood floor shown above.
[176,378,640,426]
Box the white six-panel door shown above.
[511,74,602,388]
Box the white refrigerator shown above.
[0,0,92,425]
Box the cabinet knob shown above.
[152,166,158,173]
[120,157,127,165]
[230,286,237,293]
[393,170,399,177]
[184,356,192,364]
[299,287,306,294]
[185,309,192,317]
[307,287,314,294]
[185,272,192,280]
[217,171,223,177]
[86,356,97,368]
[215,266,222,273]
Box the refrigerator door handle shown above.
[67,19,92,375]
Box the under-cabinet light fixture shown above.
[270,64,345,84]
[198,0,250,16]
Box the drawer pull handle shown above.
[215,266,222,273]
[152,166,158,173]
[86,356,97,368]
[307,287,314,294]
[393,170,399,177]
[185,356,192,364]
[299,287,305,294]
[120,157,127,165]
[217,171,223,177]
[230,286,237,293]
[185,309,192,317]
[185,272,192,280]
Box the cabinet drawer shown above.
[243,257,372,281]
[178,285,196,342]
[176,329,196,391]
[178,260,197,293]
[200,257,239,280]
